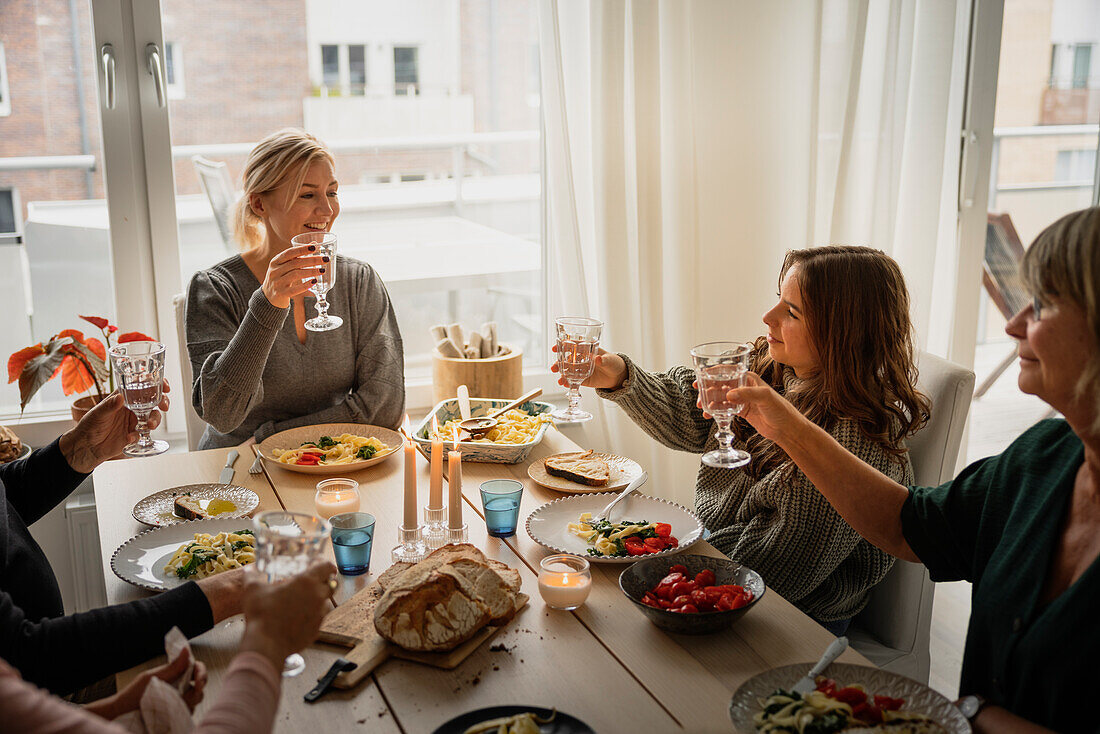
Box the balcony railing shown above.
[988,123,1099,209]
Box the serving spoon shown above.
[458,387,544,438]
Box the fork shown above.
[587,471,648,526]
[248,452,264,474]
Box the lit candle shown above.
[537,554,592,610]
[314,478,361,520]
[429,416,444,510]
[402,415,417,529]
[448,437,463,530]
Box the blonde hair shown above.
[1020,206,1100,432]
[232,128,335,249]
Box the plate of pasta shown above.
[728,662,969,733]
[110,518,259,592]
[413,397,556,464]
[258,423,402,474]
[525,492,703,564]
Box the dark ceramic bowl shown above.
[618,554,766,635]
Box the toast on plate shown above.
[544,450,610,486]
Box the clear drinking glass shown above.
[107,341,169,457]
[552,316,603,423]
[252,511,332,676]
[691,341,753,469]
[291,231,342,332]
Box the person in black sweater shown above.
[0,384,245,695]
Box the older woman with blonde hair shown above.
[557,246,931,635]
[186,128,404,448]
[728,208,1100,732]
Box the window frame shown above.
[0,42,11,117]
[393,45,419,96]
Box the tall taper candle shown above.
[448,438,463,530]
[429,416,444,510]
[402,415,416,528]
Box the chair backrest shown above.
[984,213,1029,320]
[851,351,974,681]
[173,293,206,450]
[192,155,237,251]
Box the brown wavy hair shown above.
[735,246,931,477]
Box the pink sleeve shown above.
[0,658,124,734]
[192,652,282,734]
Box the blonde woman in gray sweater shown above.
[187,129,404,448]
[555,247,930,634]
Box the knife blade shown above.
[792,636,848,696]
[219,449,239,485]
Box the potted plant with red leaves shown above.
[7,315,154,420]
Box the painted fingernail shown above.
[311,278,317,284]
[319,268,326,273]
[322,256,330,262]
[308,245,316,251]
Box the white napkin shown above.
[113,628,195,734]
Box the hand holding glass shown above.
[691,341,753,469]
[253,511,332,676]
[291,231,342,332]
[108,341,169,457]
[552,317,603,423]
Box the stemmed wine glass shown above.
[291,231,342,332]
[691,341,753,469]
[252,511,332,677]
[107,341,169,457]
[552,317,603,423]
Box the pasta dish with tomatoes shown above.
[273,434,391,466]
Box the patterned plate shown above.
[728,662,971,733]
[132,483,259,527]
[527,451,643,494]
[258,423,402,474]
[432,706,594,734]
[111,518,258,592]
[525,492,703,564]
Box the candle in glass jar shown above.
[537,554,592,610]
[448,438,463,530]
[429,416,444,510]
[402,415,417,529]
[314,490,360,519]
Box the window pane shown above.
[0,1,117,416]
[161,0,544,386]
[348,44,366,96]
[1072,44,1092,89]
[165,43,177,85]
[394,46,419,95]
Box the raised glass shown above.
[691,341,753,469]
[252,511,332,676]
[291,231,342,332]
[107,341,169,457]
[552,317,603,423]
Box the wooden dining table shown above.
[94,429,870,732]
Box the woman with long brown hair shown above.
[556,246,930,634]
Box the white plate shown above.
[258,423,402,474]
[132,483,259,527]
[525,493,703,563]
[527,451,644,494]
[111,518,258,592]
[728,662,970,733]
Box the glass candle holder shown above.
[538,554,592,610]
[314,478,361,520]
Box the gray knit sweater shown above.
[598,355,911,622]
[185,254,405,449]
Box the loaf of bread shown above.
[373,544,522,652]
[0,425,23,464]
[544,450,610,486]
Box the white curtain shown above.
[539,0,970,505]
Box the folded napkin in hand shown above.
[114,628,195,734]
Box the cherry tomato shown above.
[643,537,665,552]
[873,695,904,711]
[668,564,688,575]
[833,687,868,706]
[674,603,699,614]
[715,594,737,611]
[815,678,838,696]
[659,572,685,587]
[689,589,711,611]
[655,523,673,538]
[655,584,676,601]
[695,569,716,586]
[851,702,883,723]
[671,594,693,607]
[656,598,675,609]
[666,536,679,548]
[623,537,647,556]
[670,581,696,599]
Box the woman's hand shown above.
[260,244,328,309]
[550,345,628,390]
[59,380,171,473]
[84,647,206,720]
[722,372,806,444]
[196,567,247,622]
[239,562,336,671]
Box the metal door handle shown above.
[145,43,166,108]
[100,44,116,110]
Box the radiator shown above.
[64,493,108,613]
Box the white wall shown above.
[1051,0,1100,44]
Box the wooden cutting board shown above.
[318,575,529,689]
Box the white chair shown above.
[847,351,975,683]
[192,155,237,252]
[173,293,207,450]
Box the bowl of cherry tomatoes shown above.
[618,554,765,634]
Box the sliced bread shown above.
[544,450,610,486]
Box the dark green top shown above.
[902,419,1095,732]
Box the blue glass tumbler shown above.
[330,512,375,576]
[479,479,524,537]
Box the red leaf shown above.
[108,325,118,333]
[85,337,106,361]
[55,328,86,344]
[118,331,155,343]
[8,345,45,383]
[14,339,70,410]
[79,315,111,330]
[60,354,96,395]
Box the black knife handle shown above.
[304,658,356,703]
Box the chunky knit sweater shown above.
[598,355,911,622]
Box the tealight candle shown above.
[538,554,592,610]
[314,478,361,520]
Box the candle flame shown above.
[453,434,460,452]
[432,415,439,436]
[402,414,412,445]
